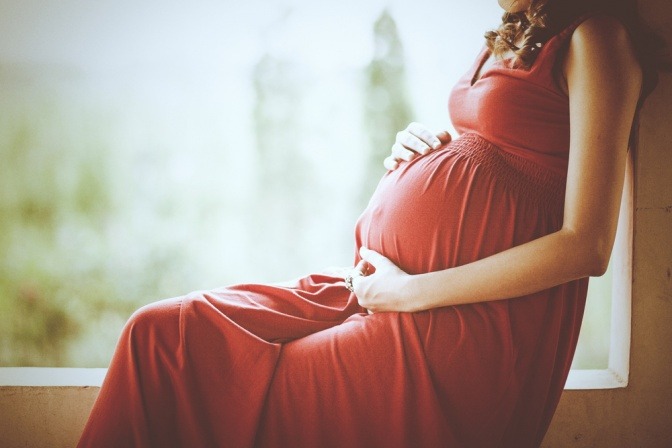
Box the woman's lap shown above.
[254,311,453,447]
[83,278,571,447]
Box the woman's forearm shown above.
[407,228,605,311]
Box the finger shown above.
[351,272,366,296]
[391,142,417,162]
[322,266,351,278]
[383,155,399,170]
[359,247,393,269]
[397,131,431,155]
[354,259,368,276]
[407,122,442,150]
[436,130,452,146]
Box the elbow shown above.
[588,252,610,277]
[564,228,613,277]
[586,240,613,277]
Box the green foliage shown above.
[250,51,316,275]
[0,92,158,366]
[360,9,414,206]
[0,100,94,365]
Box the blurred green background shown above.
[0,0,610,368]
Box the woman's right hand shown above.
[383,122,452,170]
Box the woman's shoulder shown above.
[562,13,642,97]
[544,12,642,97]
[566,13,641,76]
[572,10,670,102]
[570,14,635,53]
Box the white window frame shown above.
[566,156,633,390]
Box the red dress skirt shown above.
[78,14,595,448]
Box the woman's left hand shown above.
[349,247,419,313]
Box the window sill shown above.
[564,368,627,390]
[0,368,106,387]
[0,366,625,389]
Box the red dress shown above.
[78,15,593,448]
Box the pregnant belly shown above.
[353,133,566,275]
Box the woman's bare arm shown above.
[353,16,643,313]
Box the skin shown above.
[498,0,532,13]
[350,12,643,313]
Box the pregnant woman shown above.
[78,0,666,446]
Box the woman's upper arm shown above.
[562,15,642,273]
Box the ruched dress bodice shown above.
[450,28,575,176]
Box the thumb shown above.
[359,247,393,270]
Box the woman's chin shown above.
[497,0,531,13]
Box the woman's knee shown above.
[124,296,184,340]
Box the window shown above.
[0,0,627,389]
